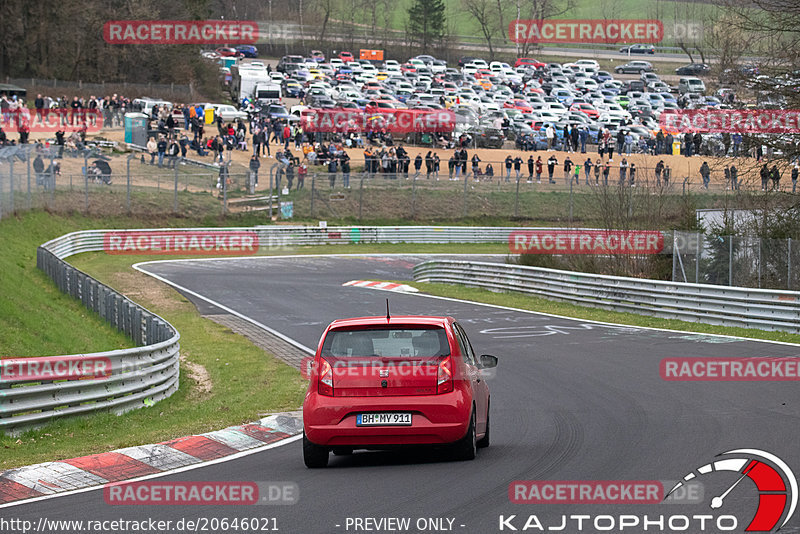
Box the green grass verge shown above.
[0,213,133,358]
[407,281,800,345]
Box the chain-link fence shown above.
[672,231,800,290]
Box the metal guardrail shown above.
[0,233,180,435]
[413,260,800,333]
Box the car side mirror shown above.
[479,354,498,369]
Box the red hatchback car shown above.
[302,315,497,468]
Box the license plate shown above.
[356,413,412,426]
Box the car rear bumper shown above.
[303,391,471,447]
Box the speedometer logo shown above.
[666,449,798,531]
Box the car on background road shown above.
[619,44,655,54]
[675,63,711,76]
[615,61,654,74]
[303,315,497,468]
[235,45,258,58]
[215,47,244,58]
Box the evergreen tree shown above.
[407,0,446,53]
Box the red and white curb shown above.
[343,280,419,293]
[0,412,302,506]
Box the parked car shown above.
[615,61,654,74]
[311,50,325,62]
[339,51,355,62]
[215,47,243,58]
[675,63,710,76]
[235,45,258,58]
[302,315,497,467]
[678,77,707,94]
[619,44,655,54]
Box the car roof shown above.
[328,315,453,329]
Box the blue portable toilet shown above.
[124,112,149,146]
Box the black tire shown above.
[303,432,329,468]
[452,410,477,461]
[477,402,490,449]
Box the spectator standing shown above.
[414,154,423,178]
[504,155,513,181]
[652,160,664,186]
[328,155,338,188]
[760,164,769,191]
[527,155,535,182]
[594,158,601,184]
[583,157,592,185]
[341,152,351,188]
[563,156,573,184]
[603,161,611,185]
[547,154,557,183]
[700,161,711,189]
[730,164,738,191]
[771,165,781,190]
[249,154,260,191]
[535,156,543,183]
[297,158,307,189]
[792,165,798,193]
[629,162,636,186]
[147,136,157,165]
[693,132,703,156]
[513,155,523,181]
[619,158,628,185]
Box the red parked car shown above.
[302,315,497,468]
[339,51,355,62]
[514,57,545,69]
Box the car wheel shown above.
[477,402,490,449]
[452,410,477,461]
[303,432,329,468]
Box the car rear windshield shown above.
[322,327,450,358]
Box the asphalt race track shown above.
[4,254,799,534]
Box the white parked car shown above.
[202,103,248,122]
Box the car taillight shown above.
[437,356,453,394]
[318,359,334,396]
